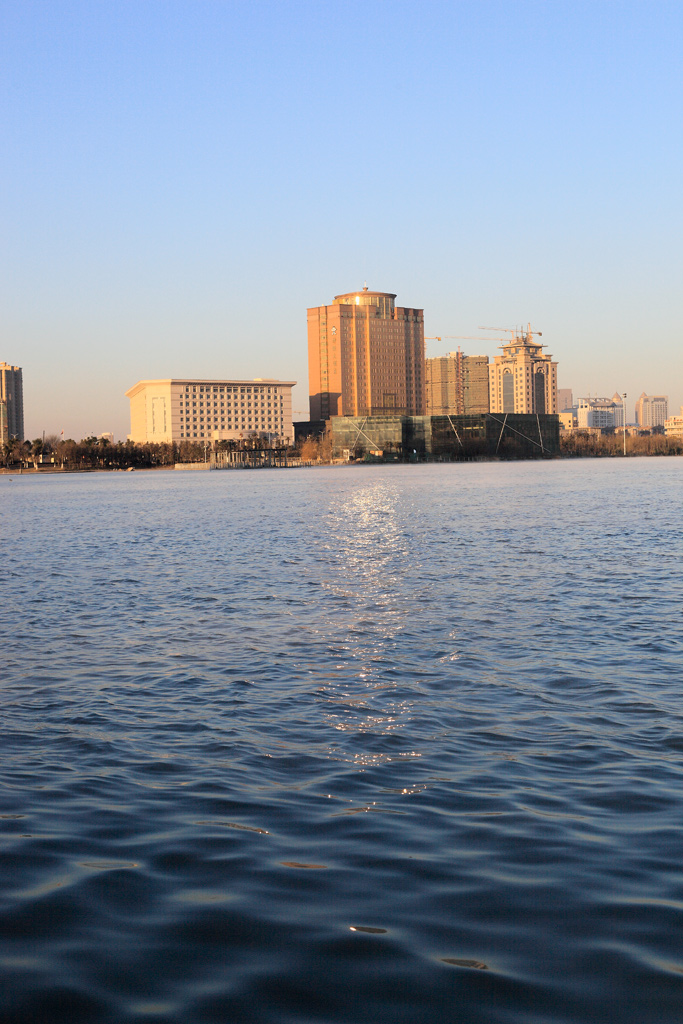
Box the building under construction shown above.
[425,352,489,415]
[327,413,559,460]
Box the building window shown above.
[503,373,514,412]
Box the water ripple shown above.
[1,461,682,1023]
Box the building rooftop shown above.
[125,378,296,398]
[334,286,397,302]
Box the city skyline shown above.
[3,2,681,440]
[5,303,677,440]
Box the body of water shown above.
[2,459,682,1023]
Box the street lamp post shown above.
[621,393,627,456]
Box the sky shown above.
[2,0,681,439]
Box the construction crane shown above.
[446,335,507,346]
[428,326,543,345]
[425,335,503,365]
[425,335,472,348]
[478,323,543,344]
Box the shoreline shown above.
[2,451,681,476]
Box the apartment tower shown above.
[308,287,425,420]
[425,352,490,415]
[635,392,668,428]
[557,388,573,412]
[488,326,557,415]
[0,363,24,444]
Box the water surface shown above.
[2,460,682,1023]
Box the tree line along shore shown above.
[2,429,682,472]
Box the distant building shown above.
[664,407,683,439]
[307,286,424,420]
[557,388,573,412]
[611,393,626,428]
[559,410,577,431]
[425,352,489,415]
[577,397,619,429]
[635,392,668,428]
[0,363,24,444]
[488,326,557,415]
[125,379,296,445]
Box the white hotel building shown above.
[126,379,296,445]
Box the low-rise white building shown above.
[577,397,618,429]
[126,378,296,445]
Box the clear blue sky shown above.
[2,0,681,439]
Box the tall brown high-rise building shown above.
[0,363,24,444]
[307,287,425,420]
[425,352,490,415]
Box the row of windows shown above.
[179,403,282,411]
[179,430,286,439]
[182,416,282,424]
[180,394,284,399]
[182,416,282,421]
[179,394,284,401]
[182,411,283,417]
[182,385,282,396]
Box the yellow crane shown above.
[445,335,507,346]
[478,323,543,344]
[425,335,474,349]
[427,334,510,347]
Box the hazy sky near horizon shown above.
[2,0,681,439]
